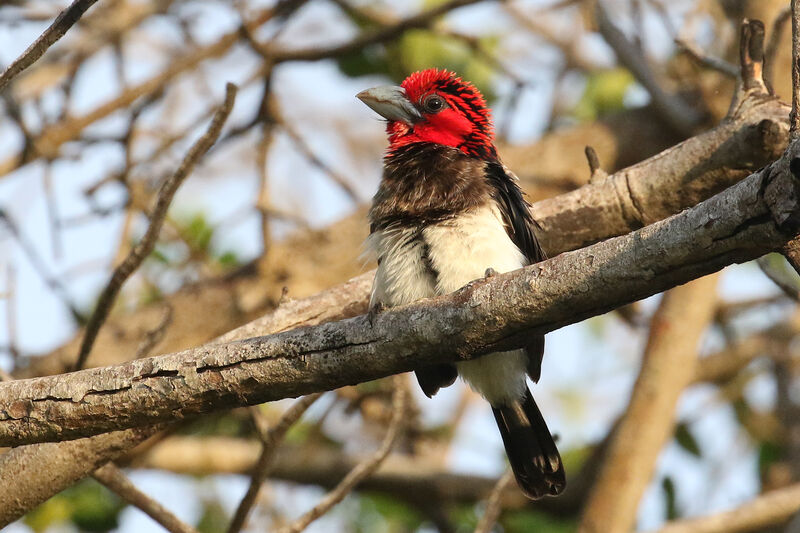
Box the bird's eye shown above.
[422,94,446,113]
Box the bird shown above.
[357,68,565,499]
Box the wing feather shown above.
[485,162,546,381]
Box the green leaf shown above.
[24,479,125,533]
[197,500,228,533]
[337,28,499,103]
[573,68,635,121]
[182,213,215,253]
[23,496,71,533]
[674,422,702,458]
[757,440,784,478]
[216,251,240,269]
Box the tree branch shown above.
[474,470,514,533]
[275,378,407,533]
[93,462,200,533]
[226,393,323,533]
[579,275,720,533]
[74,83,238,370]
[0,426,161,526]
[0,0,100,92]
[647,483,800,533]
[590,0,703,135]
[0,146,797,446]
[131,436,580,514]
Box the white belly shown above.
[368,205,529,405]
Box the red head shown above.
[357,69,497,160]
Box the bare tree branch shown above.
[93,462,200,533]
[275,377,407,533]
[227,393,323,533]
[647,483,800,533]
[0,0,487,178]
[579,275,720,533]
[0,0,100,92]
[132,435,584,515]
[474,470,514,533]
[74,83,238,370]
[676,38,738,77]
[590,0,703,135]
[0,426,161,526]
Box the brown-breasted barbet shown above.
[357,69,565,499]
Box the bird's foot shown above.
[368,302,385,327]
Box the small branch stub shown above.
[585,145,608,183]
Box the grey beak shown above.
[357,85,422,125]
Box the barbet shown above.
[358,69,565,499]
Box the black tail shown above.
[492,387,565,499]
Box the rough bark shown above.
[0,149,796,447]
[533,89,788,253]
[0,426,160,526]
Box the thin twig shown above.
[474,470,514,533]
[93,463,200,533]
[134,304,174,359]
[277,118,361,204]
[0,209,82,322]
[275,378,407,533]
[584,145,608,183]
[765,8,790,92]
[675,38,738,77]
[728,20,770,117]
[792,0,800,136]
[270,0,486,64]
[226,393,323,533]
[757,256,800,301]
[4,266,18,367]
[0,0,100,92]
[42,163,63,260]
[74,83,238,370]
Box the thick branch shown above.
[647,483,800,533]
[579,275,720,533]
[0,426,160,526]
[131,436,575,514]
[0,150,796,446]
[532,90,788,254]
[0,274,373,527]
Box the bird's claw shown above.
[368,302,385,327]
[484,267,498,278]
